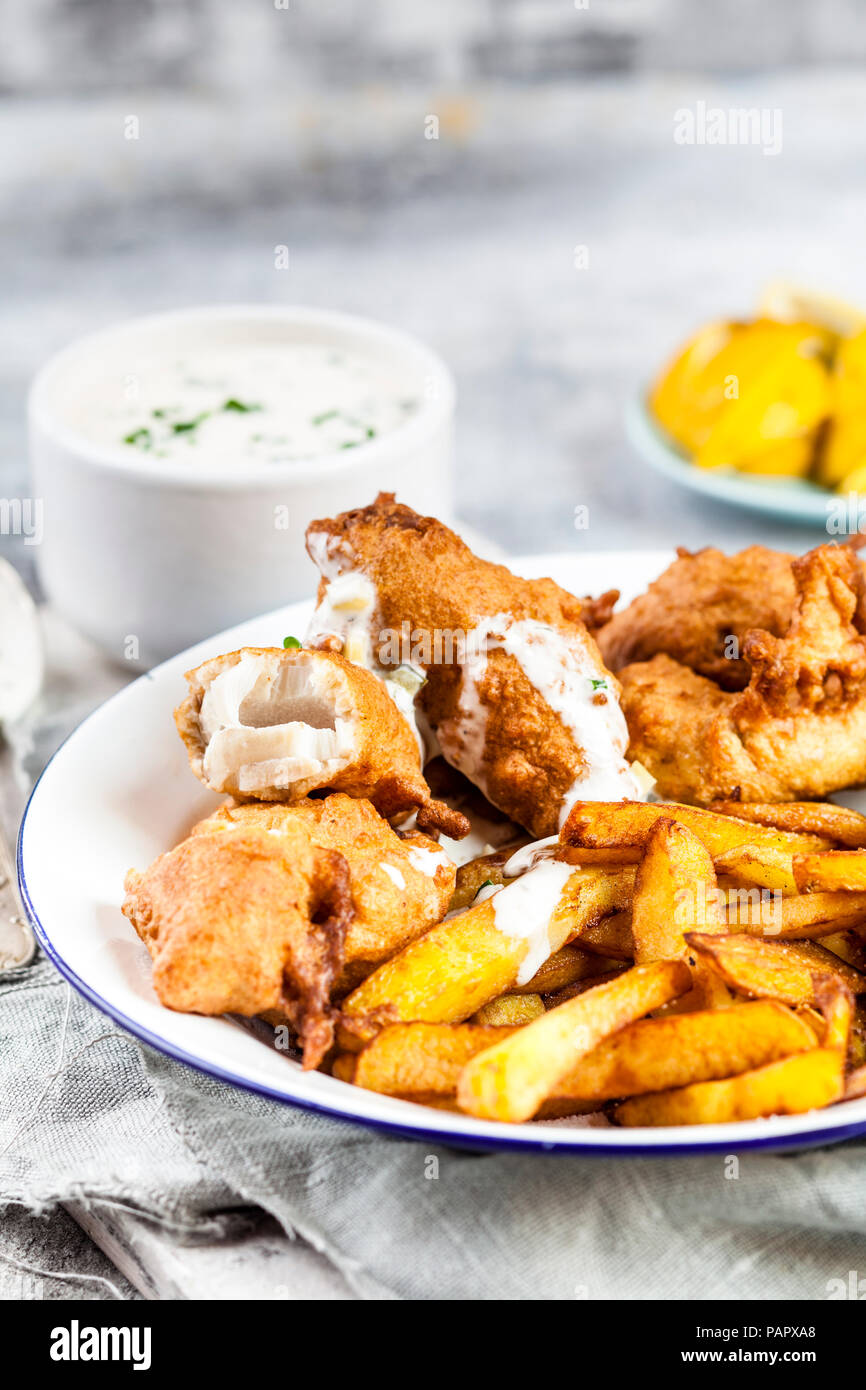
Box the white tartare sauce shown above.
[438,614,640,825]
[380,862,407,891]
[406,845,449,878]
[503,836,560,877]
[65,344,419,468]
[489,859,575,985]
[305,538,434,762]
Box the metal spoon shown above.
[0,556,44,970]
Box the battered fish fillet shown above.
[619,544,866,804]
[174,645,468,838]
[598,545,796,690]
[122,794,455,1067]
[305,494,640,837]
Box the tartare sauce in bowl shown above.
[66,344,420,470]
[28,305,454,664]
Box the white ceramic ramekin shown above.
[28,305,455,667]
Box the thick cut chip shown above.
[353,1022,514,1097]
[562,801,828,856]
[340,865,634,1043]
[844,1064,866,1101]
[631,818,723,963]
[456,959,691,1123]
[348,1000,812,1104]
[509,943,623,994]
[614,1049,844,1127]
[794,850,866,893]
[713,843,799,895]
[557,999,814,1102]
[473,994,544,1026]
[730,890,866,940]
[684,931,865,1003]
[709,800,866,849]
[576,910,635,960]
[812,975,854,1052]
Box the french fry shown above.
[727,890,866,940]
[849,1001,866,1070]
[449,847,523,913]
[794,850,866,893]
[713,843,799,896]
[473,994,545,1026]
[684,932,865,1004]
[631,818,723,963]
[812,975,854,1052]
[456,959,691,1123]
[558,999,814,1100]
[629,818,730,1012]
[350,1001,812,1105]
[820,930,866,974]
[709,800,866,849]
[576,909,634,960]
[843,1064,866,1101]
[340,865,634,1043]
[557,847,643,866]
[508,943,621,994]
[561,800,829,857]
[614,1049,844,1127]
[452,843,641,913]
[542,968,627,1006]
[354,1022,513,1097]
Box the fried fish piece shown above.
[597,545,796,690]
[123,794,455,1066]
[305,493,640,837]
[619,543,866,804]
[174,645,467,838]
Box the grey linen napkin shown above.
[3,958,866,1301]
[2,614,866,1301]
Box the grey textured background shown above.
[2,0,866,1304]
[3,1,866,590]
[3,1,866,591]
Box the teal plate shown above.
[625,395,840,527]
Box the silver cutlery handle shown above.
[0,819,35,970]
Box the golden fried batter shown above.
[123,795,455,1066]
[598,545,796,690]
[619,544,866,804]
[306,494,638,836]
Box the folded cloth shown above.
[2,955,866,1301]
[3,610,866,1301]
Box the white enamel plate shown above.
[18,551,866,1155]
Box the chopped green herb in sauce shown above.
[112,344,419,464]
[590,679,608,691]
[172,412,210,435]
[283,635,302,650]
[124,428,153,449]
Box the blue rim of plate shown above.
[16,625,866,1158]
[626,395,840,527]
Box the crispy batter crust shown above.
[123,794,456,1065]
[307,493,626,836]
[598,545,797,690]
[619,544,866,804]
